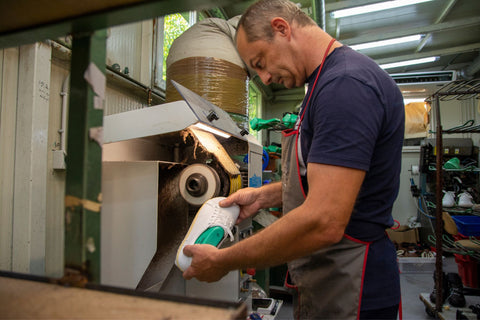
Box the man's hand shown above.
[219,183,282,223]
[182,244,229,282]
[219,187,262,223]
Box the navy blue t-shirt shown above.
[297,46,404,310]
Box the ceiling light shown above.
[379,56,438,69]
[404,98,428,105]
[331,0,434,19]
[350,35,422,51]
[193,122,231,138]
[401,89,427,94]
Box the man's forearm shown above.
[256,181,283,209]
[218,164,364,273]
[218,202,333,271]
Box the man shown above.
[182,0,405,318]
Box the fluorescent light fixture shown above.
[193,122,231,138]
[350,35,422,51]
[331,0,434,19]
[401,89,426,94]
[404,98,428,105]
[380,56,438,69]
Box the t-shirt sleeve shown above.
[306,76,384,171]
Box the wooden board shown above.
[419,292,480,320]
[420,292,454,320]
[0,275,246,319]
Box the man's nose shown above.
[258,70,272,85]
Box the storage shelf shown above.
[428,167,480,172]
[427,79,480,102]
[425,78,480,314]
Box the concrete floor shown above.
[268,256,480,320]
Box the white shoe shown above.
[442,191,456,207]
[175,197,240,272]
[458,192,474,208]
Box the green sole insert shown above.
[195,226,225,246]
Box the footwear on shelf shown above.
[430,271,449,304]
[447,272,466,308]
[442,191,456,208]
[458,191,475,208]
[175,197,240,272]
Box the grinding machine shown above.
[100,81,263,303]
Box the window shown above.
[154,12,197,90]
[248,82,263,142]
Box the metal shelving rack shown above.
[427,78,480,315]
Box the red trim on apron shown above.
[344,233,372,245]
[281,128,296,137]
[294,38,336,199]
[298,38,336,125]
[343,233,372,319]
[282,39,336,319]
[294,135,307,198]
[282,39,402,319]
[357,241,371,320]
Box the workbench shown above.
[0,272,246,319]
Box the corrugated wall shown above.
[0,48,19,272]
[105,20,153,116]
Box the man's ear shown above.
[271,17,291,38]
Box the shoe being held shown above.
[175,197,240,272]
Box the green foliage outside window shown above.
[249,84,261,138]
[162,14,190,81]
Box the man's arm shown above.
[183,163,365,282]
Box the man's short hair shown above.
[238,0,316,42]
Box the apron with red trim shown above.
[281,125,371,319]
[280,38,373,318]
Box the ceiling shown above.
[0,0,478,99]
[216,0,480,98]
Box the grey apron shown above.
[280,39,371,319]
[281,126,370,320]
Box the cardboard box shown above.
[386,226,419,244]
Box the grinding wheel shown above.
[179,164,221,206]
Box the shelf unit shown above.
[427,78,480,314]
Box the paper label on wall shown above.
[84,62,105,110]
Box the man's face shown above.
[236,26,302,89]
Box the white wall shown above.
[0,43,68,277]
[0,48,19,272]
[392,147,421,226]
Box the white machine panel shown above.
[101,161,158,289]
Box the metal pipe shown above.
[60,74,70,154]
[416,0,457,53]
[312,0,326,30]
[462,52,480,79]
[434,94,444,314]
